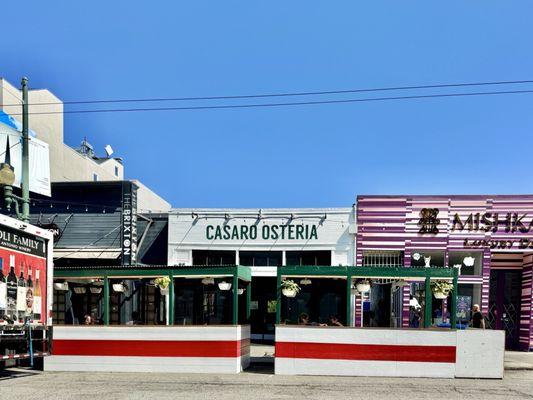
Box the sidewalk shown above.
[505,351,533,370]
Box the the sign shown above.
[205,223,319,241]
[452,212,533,233]
[457,295,472,321]
[417,208,440,234]
[121,182,138,265]
[0,224,46,258]
[36,222,62,243]
[0,124,51,197]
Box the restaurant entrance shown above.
[249,277,277,343]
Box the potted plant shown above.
[154,276,171,295]
[237,288,245,295]
[73,286,86,294]
[90,287,102,294]
[431,280,453,299]
[355,279,371,293]
[281,280,300,298]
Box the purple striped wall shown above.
[520,255,533,350]
[356,195,533,331]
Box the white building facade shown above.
[168,207,356,340]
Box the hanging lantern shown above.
[218,281,232,291]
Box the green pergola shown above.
[276,265,459,329]
[55,265,252,325]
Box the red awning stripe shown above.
[276,342,456,363]
[53,339,245,358]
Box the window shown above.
[109,279,166,325]
[411,250,445,268]
[114,166,119,177]
[457,284,482,324]
[53,279,105,325]
[286,251,331,266]
[362,251,404,267]
[93,173,98,182]
[240,251,282,267]
[449,251,482,276]
[192,250,236,265]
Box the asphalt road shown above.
[1,367,532,400]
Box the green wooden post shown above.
[450,268,459,329]
[346,275,352,326]
[246,280,251,321]
[168,274,174,326]
[103,276,110,326]
[275,272,282,324]
[424,273,432,328]
[232,274,239,325]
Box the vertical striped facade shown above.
[356,195,533,350]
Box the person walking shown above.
[471,304,485,329]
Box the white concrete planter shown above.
[160,287,169,296]
[218,281,232,291]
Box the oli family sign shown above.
[418,208,533,249]
[206,223,319,241]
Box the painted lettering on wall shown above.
[205,224,319,241]
[464,238,533,250]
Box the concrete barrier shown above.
[275,326,504,379]
[46,325,250,374]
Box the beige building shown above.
[0,77,170,212]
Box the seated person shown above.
[328,314,343,327]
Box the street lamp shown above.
[0,77,30,222]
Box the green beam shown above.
[450,267,459,329]
[275,272,282,324]
[424,273,432,328]
[168,274,174,326]
[346,274,352,326]
[103,276,110,326]
[232,274,238,325]
[278,265,455,279]
[246,280,251,321]
[55,266,252,280]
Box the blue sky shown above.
[1,2,533,207]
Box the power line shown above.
[1,79,533,107]
[5,88,533,116]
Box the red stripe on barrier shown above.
[53,340,243,358]
[276,342,456,363]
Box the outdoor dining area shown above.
[46,265,251,373]
[274,265,505,379]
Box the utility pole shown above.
[0,77,31,222]
[21,77,30,222]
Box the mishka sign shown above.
[451,212,533,233]
[206,223,319,241]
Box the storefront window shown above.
[173,278,233,325]
[457,283,482,325]
[449,251,483,276]
[411,251,445,268]
[362,251,404,267]
[281,278,346,325]
[240,251,282,267]
[53,279,104,325]
[286,251,331,266]
[109,279,166,325]
[192,250,236,265]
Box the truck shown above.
[0,213,53,369]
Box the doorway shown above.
[488,270,522,349]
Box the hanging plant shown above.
[281,280,301,298]
[355,279,371,293]
[154,276,171,290]
[431,280,454,299]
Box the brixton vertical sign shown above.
[121,182,138,265]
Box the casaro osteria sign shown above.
[206,223,319,241]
